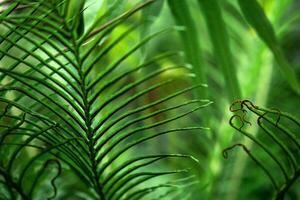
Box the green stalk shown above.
[196,1,241,197]
[197,0,241,101]
[168,0,207,99]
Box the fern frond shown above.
[0,0,210,199]
[226,100,300,199]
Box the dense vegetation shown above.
[0,0,299,199]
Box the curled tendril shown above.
[222,143,250,159]
[241,109,251,126]
[230,115,244,130]
[229,114,251,130]
[241,99,258,110]
[229,100,243,112]
[229,100,256,129]
[230,99,258,112]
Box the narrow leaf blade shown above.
[238,0,300,94]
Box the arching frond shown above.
[226,100,300,200]
[0,0,210,199]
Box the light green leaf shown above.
[197,0,241,101]
[168,0,207,99]
[238,0,300,94]
[66,0,85,37]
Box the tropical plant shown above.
[0,0,211,199]
[0,0,299,200]
[225,100,300,200]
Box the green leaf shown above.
[65,0,85,37]
[238,0,300,94]
[168,0,207,98]
[197,0,241,101]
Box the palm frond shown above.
[226,100,300,199]
[0,0,210,199]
